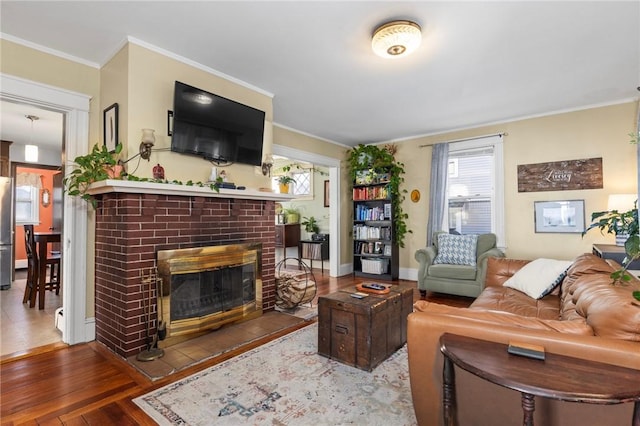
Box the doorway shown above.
[1,129,64,355]
[1,73,92,352]
[272,144,341,277]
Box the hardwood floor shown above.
[0,273,472,425]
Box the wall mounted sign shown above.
[517,157,602,192]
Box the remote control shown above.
[350,292,368,299]
[507,342,545,360]
[362,283,386,291]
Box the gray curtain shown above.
[426,143,449,246]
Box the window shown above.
[445,136,504,244]
[15,185,39,224]
[290,169,312,196]
[272,166,314,198]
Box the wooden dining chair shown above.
[22,224,60,307]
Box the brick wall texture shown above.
[94,193,275,358]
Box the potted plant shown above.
[278,175,295,194]
[301,216,320,234]
[582,203,638,246]
[63,142,123,208]
[283,206,300,224]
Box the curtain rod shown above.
[419,132,506,148]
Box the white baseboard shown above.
[85,317,96,342]
[400,267,418,281]
[15,259,27,269]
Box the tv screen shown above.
[171,81,265,166]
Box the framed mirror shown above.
[41,188,51,207]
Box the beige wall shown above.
[395,101,638,269]
[119,44,275,188]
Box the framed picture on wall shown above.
[534,200,585,233]
[103,103,119,152]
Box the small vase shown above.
[279,183,290,194]
[153,163,165,180]
[105,164,124,179]
[615,234,629,247]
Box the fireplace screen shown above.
[171,263,255,321]
[157,242,262,340]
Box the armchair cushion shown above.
[429,264,478,280]
[503,258,572,299]
[433,234,478,266]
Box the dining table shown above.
[31,231,61,310]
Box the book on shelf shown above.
[301,242,322,259]
[352,185,389,201]
[355,205,386,221]
[353,225,391,240]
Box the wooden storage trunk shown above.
[317,284,413,371]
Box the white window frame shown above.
[290,166,313,199]
[15,184,40,225]
[446,136,504,248]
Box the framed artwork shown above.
[41,188,51,207]
[324,180,330,207]
[534,200,585,233]
[103,103,119,152]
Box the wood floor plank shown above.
[0,275,468,424]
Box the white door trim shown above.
[1,73,92,345]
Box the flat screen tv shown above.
[171,81,265,166]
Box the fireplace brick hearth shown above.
[94,191,276,358]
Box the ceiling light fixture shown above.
[25,115,39,163]
[372,20,422,58]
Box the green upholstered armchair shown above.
[414,232,504,298]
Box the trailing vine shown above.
[346,144,411,247]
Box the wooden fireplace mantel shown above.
[87,179,298,201]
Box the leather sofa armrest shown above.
[476,248,505,289]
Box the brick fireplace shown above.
[90,181,290,358]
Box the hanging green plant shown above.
[346,144,411,247]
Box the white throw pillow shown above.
[503,258,573,299]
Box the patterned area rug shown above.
[133,323,417,425]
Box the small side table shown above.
[439,333,640,426]
[593,243,640,270]
[298,239,329,274]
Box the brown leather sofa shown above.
[407,253,640,426]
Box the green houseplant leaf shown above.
[63,143,123,209]
[301,216,320,234]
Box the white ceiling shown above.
[1,1,639,148]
